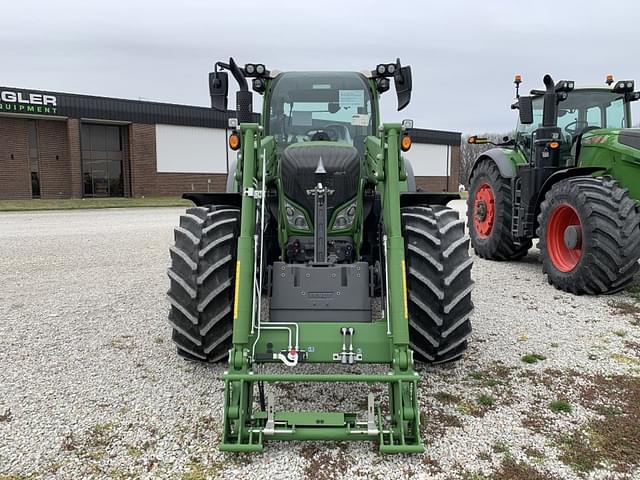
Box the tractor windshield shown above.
[267,72,374,149]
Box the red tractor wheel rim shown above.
[547,203,582,272]
[473,183,495,238]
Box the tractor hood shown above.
[582,128,640,151]
[619,129,640,150]
[280,142,360,217]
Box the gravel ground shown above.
[1,201,639,479]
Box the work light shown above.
[613,80,634,93]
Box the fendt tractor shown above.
[468,74,640,294]
[166,58,474,452]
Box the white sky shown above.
[2,0,639,133]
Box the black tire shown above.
[167,205,240,361]
[537,176,640,295]
[401,205,474,364]
[467,160,532,260]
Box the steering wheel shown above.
[570,125,603,147]
[563,120,589,135]
[305,129,332,141]
[323,125,341,142]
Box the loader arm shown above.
[220,122,423,453]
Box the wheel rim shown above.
[473,183,495,238]
[546,203,583,272]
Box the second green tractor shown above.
[468,74,640,294]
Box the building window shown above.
[81,123,124,197]
[28,120,41,198]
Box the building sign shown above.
[0,89,58,115]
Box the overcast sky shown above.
[2,1,639,133]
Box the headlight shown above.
[285,202,310,230]
[332,200,357,231]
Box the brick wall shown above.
[1,117,462,199]
[67,119,82,198]
[128,123,226,197]
[38,120,71,198]
[0,117,30,199]
[415,176,448,192]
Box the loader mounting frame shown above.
[220,123,424,454]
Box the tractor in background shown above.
[467,74,640,294]
[166,58,474,452]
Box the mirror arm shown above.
[216,58,249,91]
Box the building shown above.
[0,86,461,200]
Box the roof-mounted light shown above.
[373,62,399,78]
[243,63,269,78]
[555,80,575,92]
[613,80,635,93]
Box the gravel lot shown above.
[1,201,639,479]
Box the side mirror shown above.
[518,96,534,124]
[394,65,412,111]
[209,71,229,112]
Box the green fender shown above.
[469,147,526,181]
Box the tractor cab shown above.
[266,71,375,152]
[514,86,633,166]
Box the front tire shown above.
[538,176,640,294]
[467,160,532,260]
[402,205,474,364]
[167,205,240,361]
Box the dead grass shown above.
[110,335,135,352]
[494,458,554,480]
[420,409,463,438]
[609,300,640,326]
[300,444,350,480]
[560,375,640,473]
[0,408,12,422]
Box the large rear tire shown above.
[538,176,640,295]
[467,160,532,260]
[401,205,474,364]
[167,205,240,362]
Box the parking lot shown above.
[1,202,639,479]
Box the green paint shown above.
[220,70,422,454]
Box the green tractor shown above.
[467,74,640,294]
[167,57,474,452]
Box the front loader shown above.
[167,57,474,452]
[468,74,640,294]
